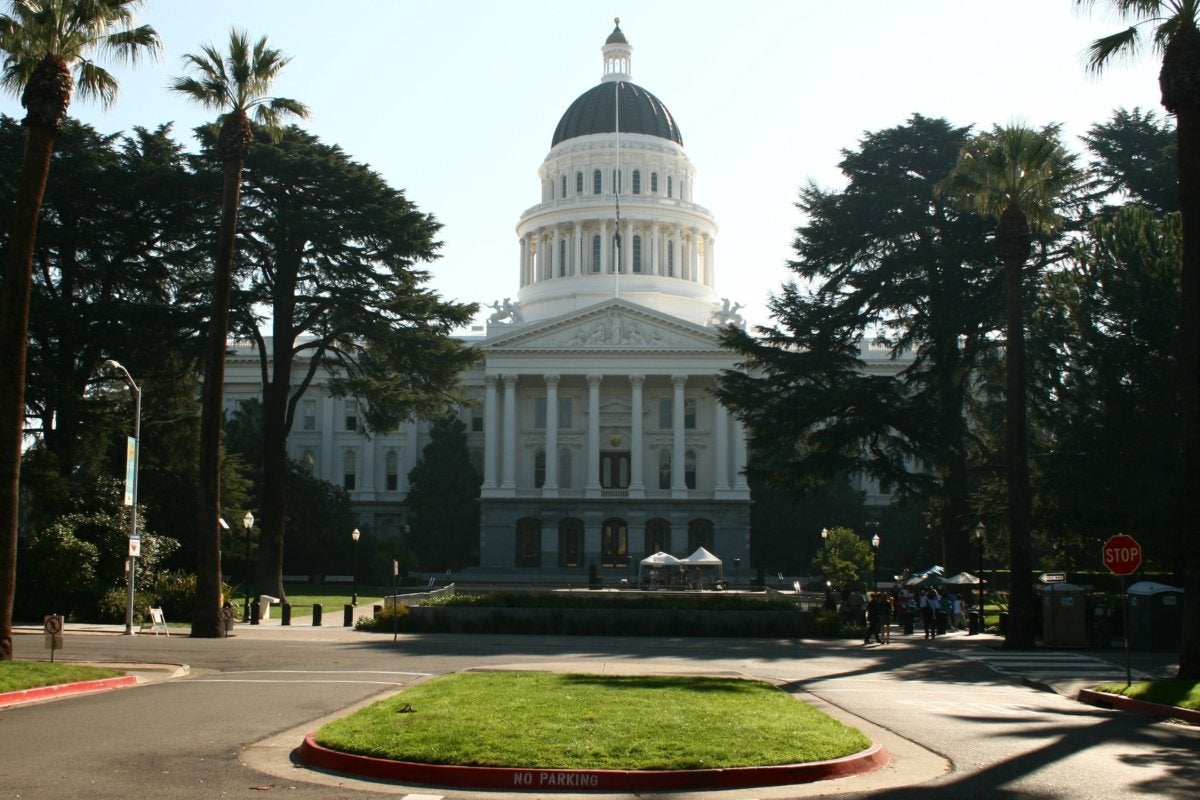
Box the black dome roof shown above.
[551,81,683,147]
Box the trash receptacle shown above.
[1042,583,1087,647]
[968,610,981,635]
[1127,581,1184,650]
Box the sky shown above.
[0,1,1166,330]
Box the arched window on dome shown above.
[591,234,601,273]
[632,235,642,273]
[667,175,673,198]
[632,169,641,194]
[593,169,602,195]
[667,240,675,277]
[651,172,658,193]
[561,175,567,198]
[576,171,583,194]
[559,239,567,277]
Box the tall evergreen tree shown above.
[715,115,996,575]
[405,415,481,571]
[170,29,307,637]
[221,127,478,600]
[0,0,159,659]
[1077,0,1200,677]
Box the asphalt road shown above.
[1,621,1195,800]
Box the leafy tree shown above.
[940,123,1084,649]
[170,28,307,637]
[405,415,481,571]
[1076,0,1200,679]
[278,458,354,579]
[715,115,996,577]
[1032,207,1182,569]
[0,0,160,660]
[810,526,873,591]
[1083,107,1178,215]
[219,127,477,600]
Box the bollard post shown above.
[312,602,322,626]
[281,602,291,626]
[343,603,354,627]
[251,594,260,625]
[373,604,383,619]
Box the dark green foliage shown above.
[405,415,481,570]
[1083,107,1178,216]
[277,458,355,577]
[747,469,865,574]
[716,115,996,573]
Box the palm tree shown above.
[0,0,159,661]
[940,124,1082,650]
[1076,0,1200,682]
[170,29,307,638]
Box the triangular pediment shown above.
[481,299,720,353]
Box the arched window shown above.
[559,518,584,567]
[658,448,671,490]
[559,448,572,489]
[667,175,673,198]
[559,239,567,276]
[516,517,541,567]
[343,448,357,491]
[591,234,601,273]
[645,519,670,555]
[632,169,641,194]
[688,519,714,552]
[593,169,602,194]
[667,240,675,276]
[632,235,642,273]
[534,448,546,488]
[576,171,583,194]
[385,450,399,491]
[601,518,629,567]
[685,449,697,490]
[651,172,658,193]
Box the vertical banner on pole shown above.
[123,436,137,506]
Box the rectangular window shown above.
[659,397,672,429]
[534,397,547,429]
[558,397,572,429]
[385,451,398,491]
[302,400,317,431]
[632,235,642,273]
[601,521,629,568]
[344,399,358,431]
[471,413,484,433]
[517,520,541,568]
[343,450,356,491]
[534,449,546,488]
[684,397,697,429]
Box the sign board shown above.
[128,535,141,558]
[43,615,63,661]
[1102,534,1142,576]
[123,436,137,506]
[1039,572,1067,584]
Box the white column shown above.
[362,432,376,492]
[704,233,715,286]
[482,375,498,489]
[714,401,730,491]
[573,222,581,276]
[586,374,602,492]
[671,375,686,495]
[629,374,645,497]
[501,374,517,489]
[519,235,527,287]
[733,417,749,491]
[320,396,334,478]
[544,374,559,495]
[650,224,659,275]
[534,229,544,282]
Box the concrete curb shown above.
[1076,689,1200,725]
[296,734,890,791]
[0,675,137,707]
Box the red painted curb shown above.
[298,734,889,791]
[1077,689,1200,725]
[0,675,137,707]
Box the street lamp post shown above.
[242,512,254,622]
[974,521,986,635]
[351,528,361,605]
[105,360,140,636]
[871,533,881,590]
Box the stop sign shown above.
[1102,533,1142,576]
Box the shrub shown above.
[356,603,409,632]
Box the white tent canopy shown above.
[640,551,681,567]
[681,547,722,566]
[942,571,986,585]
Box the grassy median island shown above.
[0,661,125,693]
[1093,679,1200,712]
[315,672,870,770]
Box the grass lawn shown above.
[316,672,870,770]
[1093,679,1200,712]
[0,661,125,693]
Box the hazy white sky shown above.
[0,1,1165,329]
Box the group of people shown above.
[831,584,972,645]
